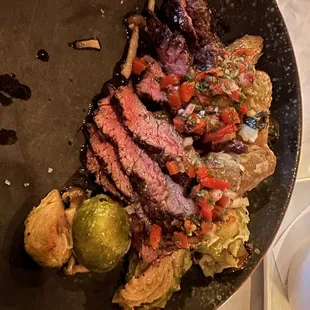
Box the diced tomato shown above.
[160,75,180,90]
[204,124,238,143]
[190,119,205,135]
[186,165,196,178]
[240,104,248,115]
[195,71,208,82]
[168,92,182,109]
[220,50,230,58]
[173,116,185,133]
[201,222,214,236]
[196,166,209,181]
[235,48,256,56]
[201,177,230,190]
[149,224,162,249]
[221,108,240,125]
[132,57,147,75]
[239,72,255,87]
[201,204,213,221]
[180,82,195,102]
[184,220,192,232]
[239,63,247,73]
[166,161,180,175]
[212,206,223,220]
[217,194,230,208]
[231,90,241,102]
[207,68,224,77]
[196,92,213,105]
[209,82,224,95]
[174,232,190,249]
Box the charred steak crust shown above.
[162,0,198,40]
[146,11,193,75]
[160,0,221,69]
[86,148,123,200]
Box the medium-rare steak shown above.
[94,96,196,223]
[115,85,184,165]
[88,124,136,201]
[86,148,123,200]
[146,11,192,75]
[136,56,167,103]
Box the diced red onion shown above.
[183,137,194,147]
[182,103,196,118]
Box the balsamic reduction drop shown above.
[0,129,18,145]
[36,49,49,62]
[0,74,31,106]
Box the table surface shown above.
[221,0,310,308]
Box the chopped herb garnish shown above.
[154,77,162,83]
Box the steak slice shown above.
[94,97,196,223]
[161,0,221,69]
[88,124,136,201]
[86,148,123,200]
[185,0,214,42]
[146,11,193,75]
[162,0,197,41]
[136,56,167,103]
[115,85,184,165]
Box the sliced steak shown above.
[115,85,184,165]
[94,97,196,223]
[161,0,220,69]
[185,0,214,42]
[86,148,123,200]
[88,124,136,201]
[136,56,167,103]
[162,0,197,41]
[94,96,168,203]
[146,11,192,75]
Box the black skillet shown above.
[0,0,301,309]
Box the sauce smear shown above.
[0,129,18,145]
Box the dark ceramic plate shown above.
[0,0,301,309]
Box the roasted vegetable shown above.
[204,145,276,195]
[24,189,72,268]
[72,194,131,273]
[227,35,264,66]
[113,250,192,309]
[197,207,250,277]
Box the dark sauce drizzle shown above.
[36,49,49,62]
[0,129,18,145]
[0,74,31,106]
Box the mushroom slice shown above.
[62,187,86,227]
[68,38,101,51]
[63,255,89,276]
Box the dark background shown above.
[0,0,301,309]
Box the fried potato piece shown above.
[243,71,272,113]
[227,35,264,66]
[238,145,276,194]
[239,70,273,146]
[204,145,276,195]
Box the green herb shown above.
[154,77,162,83]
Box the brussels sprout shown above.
[72,194,131,273]
[24,189,72,268]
